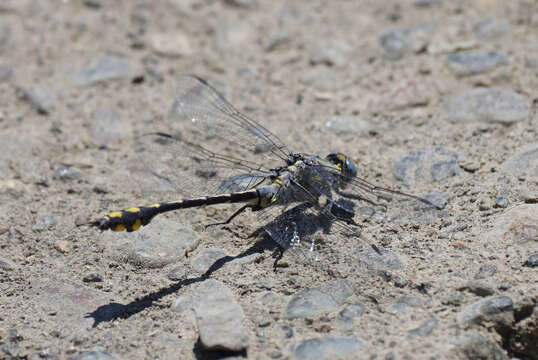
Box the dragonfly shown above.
[89,75,443,274]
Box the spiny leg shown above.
[205,204,251,228]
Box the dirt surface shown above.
[1,0,537,359]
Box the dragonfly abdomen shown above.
[92,190,261,232]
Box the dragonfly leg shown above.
[205,204,251,228]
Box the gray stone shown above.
[310,41,352,67]
[256,291,280,304]
[525,52,538,68]
[288,337,363,360]
[72,352,118,360]
[339,302,365,320]
[265,34,291,52]
[194,279,249,351]
[167,266,187,281]
[441,87,528,124]
[414,0,441,6]
[90,108,133,144]
[150,31,192,57]
[356,249,403,270]
[368,81,433,111]
[495,197,509,208]
[53,167,82,181]
[523,254,538,268]
[475,264,497,279]
[284,280,353,318]
[473,18,509,42]
[82,273,103,283]
[18,84,56,114]
[458,295,513,326]
[225,0,257,8]
[84,0,102,8]
[445,51,508,77]
[378,23,436,60]
[0,65,12,82]
[393,146,460,186]
[0,256,15,270]
[299,68,337,91]
[451,332,508,360]
[407,319,438,338]
[457,281,495,297]
[500,142,538,176]
[390,296,425,314]
[324,116,377,139]
[109,218,199,268]
[33,212,58,231]
[71,55,132,86]
[171,295,191,314]
[214,18,250,51]
[0,25,11,51]
[191,247,228,273]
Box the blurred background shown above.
[0,0,537,359]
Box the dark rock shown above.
[450,332,508,360]
[475,264,497,279]
[53,167,82,181]
[523,254,538,268]
[458,296,514,326]
[445,51,508,77]
[82,273,103,283]
[441,87,529,124]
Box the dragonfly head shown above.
[326,152,357,178]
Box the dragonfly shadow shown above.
[85,236,275,328]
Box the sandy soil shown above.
[1,0,537,359]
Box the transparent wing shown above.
[262,203,371,277]
[169,75,290,168]
[128,133,271,198]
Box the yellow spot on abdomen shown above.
[109,211,123,218]
[125,207,140,213]
[149,203,161,208]
[132,219,141,231]
[112,224,126,232]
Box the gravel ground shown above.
[1,0,537,359]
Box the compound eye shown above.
[344,158,357,177]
